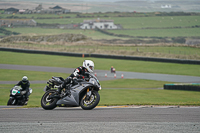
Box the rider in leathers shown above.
[57,60,95,94]
[15,76,30,101]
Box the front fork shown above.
[12,98,16,105]
[86,88,92,100]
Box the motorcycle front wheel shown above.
[41,90,58,110]
[7,98,17,105]
[80,90,100,110]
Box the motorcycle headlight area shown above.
[12,90,19,95]
[12,90,18,94]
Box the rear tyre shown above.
[41,90,58,110]
[80,91,100,110]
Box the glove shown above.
[73,77,77,81]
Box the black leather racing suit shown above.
[15,81,30,100]
[57,66,89,93]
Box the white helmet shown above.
[22,76,28,84]
[83,60,94,73]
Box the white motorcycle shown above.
[7,86,32,105]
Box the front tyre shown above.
[80,91,100,110]
[41,90,58,110]
[7,98,17,105]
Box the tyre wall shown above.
[164,83,200,91]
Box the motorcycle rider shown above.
[57,60,94,94]
[15,76,30,103]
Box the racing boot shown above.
[57,77,71,94]
[60,85,71,97]
[24,97,29,105]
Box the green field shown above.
[14,16,200,29]
[0,69,70,81]
[5,28,122,40]
[1,84,200,106]
[111,16,200,29]
[5,27,200,39]
[3,15,200,39]
[109,28,200,37]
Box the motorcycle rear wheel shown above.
[80,90,100,110]
[41,90,58,110]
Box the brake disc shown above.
[84,95,94,105]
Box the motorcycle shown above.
[41,72,101,110]
[7,86,33,106]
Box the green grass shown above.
[5,27,123,40]
[131,46,200,56]
[35,18,84,24]
[109,28,200,37]
[112,16,200,29]
[0,69,70,81]
[1,84,200,106]
[4,15,200,39]
[100,79,172,88]
[0,51,200,77]
[6,27,69,35]
[25,16,200,29]
[99,89,200,106]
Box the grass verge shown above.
[0,69,70,81]
[1,79,199,107]
[99,89,200,106]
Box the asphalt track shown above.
[0,106,200,133]
[1,64,200,84]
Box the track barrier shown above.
[164,83,200,91]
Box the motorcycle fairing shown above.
[56,92,79,106]
[11,89,18,95]
[56,83,94,106]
